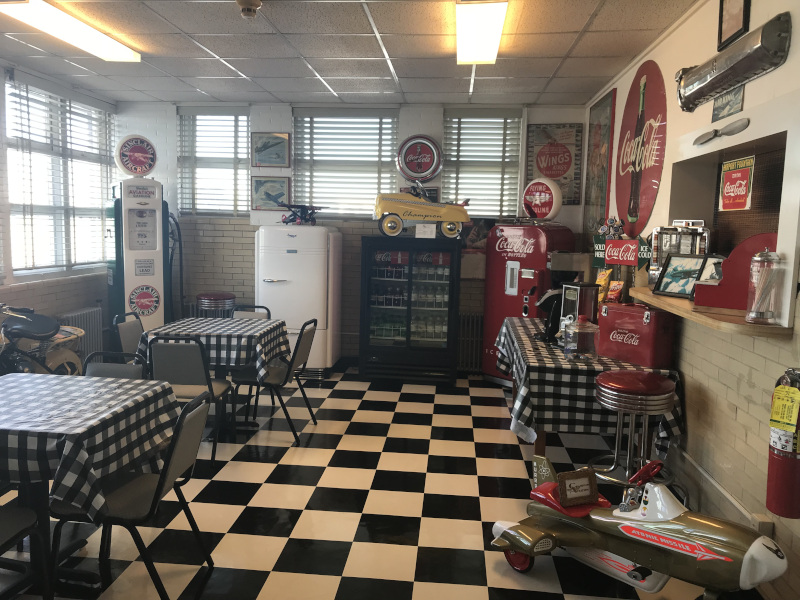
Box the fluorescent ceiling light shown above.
[456,0,508,65]
[0,0,140,62]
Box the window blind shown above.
[4,79,114,273]
[441,111,521,218]
[292,112,398,216]
[178,113,250,216]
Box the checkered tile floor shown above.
[5,366,763,600]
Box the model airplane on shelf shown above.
[278,202,324,225]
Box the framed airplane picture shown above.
[252,132,290,167]
[251,176,290,210]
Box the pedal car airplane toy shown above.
[374,180,469,238]
[491,457,786,600]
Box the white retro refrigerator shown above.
[255,226,342,375]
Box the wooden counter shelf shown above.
[629,287,793,339]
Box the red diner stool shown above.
[196,291,236,318]
[589,370,676,483]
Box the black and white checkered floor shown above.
[8,366,763,600]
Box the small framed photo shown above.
[251,132,290,167]
[691,255,727,299]
[251,176,290,211]
[718,0,750,52]
[557,469,598,507]
[653,253,706,299]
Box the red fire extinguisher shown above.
[766,368,800,518]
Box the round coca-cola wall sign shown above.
[396,135,443,183]
[615,60,667,238]
[522,177,562,220]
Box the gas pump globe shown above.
[107,135,172,330]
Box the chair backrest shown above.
[152,393,210,510]
[281,318,317,385]
[114,312,145,355]
[84,351,145,379]
[232,304,271,320]
[148,335,212,389]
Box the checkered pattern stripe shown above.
[139,318,291,382]
[495,318,683,455]
[0,373,180,520]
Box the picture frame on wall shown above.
[653,253,707,299]
[718,0,750,52]
[584,89,616,247]
[251,132,290,168]
[526,123,583,206]
[251,176,290,211]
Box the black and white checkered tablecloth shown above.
[0,373,180,520]
[138,318,291,384]
[495,318,683,455]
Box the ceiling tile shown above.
[0,35,45,57]
[145,57,240,77]
[226,58,313,78]
[469,93,541,104]
[252,78,329,93]
[124,33,216,58]
[590,0,699,32]
[570,30,659,58]
[382,35,455,59]
[191,34,299,59]
[180,77,265,93]
[107,75,195,91]
[145,89,216,102]
[307,58,392,78]
[260,2,372,34]
[476,58,560,78]
[67,75,138,91]
[403,92,468,104]
[18,56,95,76]
[545,76,608,93]
[536,91,595,105]
[144,1,275,34]
[472,78,548,94]
[69,58,167,77]
[205,90,282,102]
[94,89,159,102]
[283,34,382,59]
[558,56,631,77]
[327,78,398,93]
[368,2,455,35]
[339,92,405,103]
[58,1,178,35]
[499,33,578,58]
[392,58,471,79]
[2,33,94,57]
[504,0,599,34]
[268,91,342,103]
[398,78,468,93]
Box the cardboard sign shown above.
[719,156,755,211]
[605,239,639,266]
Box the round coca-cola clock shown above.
[115,134,157,176]
[522,177,562,220]
[396,135,442,182]
[615,60,667,238]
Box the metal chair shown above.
[113,312,144,356]
[229,305,273,424]
[0,505,51,600]
[50,393,214,600]
[83,351,145,379]
[261,318,318,446]
[147,336,231,464]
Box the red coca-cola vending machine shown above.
[482,222,574,382]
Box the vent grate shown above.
[58,306,103,359]
[458,312,483,373]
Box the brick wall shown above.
[0,273,107,325]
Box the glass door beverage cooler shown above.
[360,237,460,383]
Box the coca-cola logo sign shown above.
[396,135,443,183]
[605,239,639,266]
[615,60,667,238]
[522,178,561,219]
[719,156,754,211]
[536,141,572,178]
[609,329,640,346]
[495,235,537,255]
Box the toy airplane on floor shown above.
[278,202,324,225]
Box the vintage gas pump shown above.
[107,135,172,329]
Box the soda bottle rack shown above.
[412,265,450,282]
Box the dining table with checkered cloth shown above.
[137,317,291,383]
[494,317,683,457]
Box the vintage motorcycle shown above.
[491,456,787,600]
[0,303,84,375]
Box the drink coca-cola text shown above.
[405,152,432,164]
[609,329,640,345]
[723,180,748,196]
[605,243,637,262]
[618,115,663,178]
[375,251,391,262]
[495,236,536,255]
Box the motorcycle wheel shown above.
[46,348,83,375]
[379,214,403,237]
[439,221,462,238]
[504,549,533,573]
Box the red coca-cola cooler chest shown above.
[596,303,676,369]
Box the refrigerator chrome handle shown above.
[262,278,288,283]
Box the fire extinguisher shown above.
[766,368,800,518]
